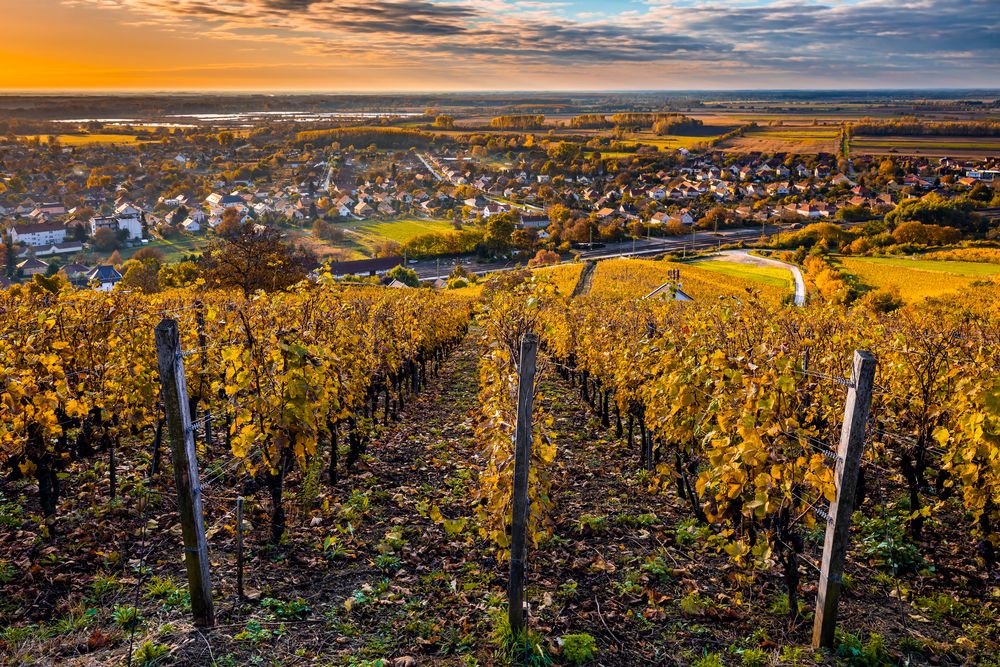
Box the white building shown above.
[91,214,143,241]
[10,221,68,247]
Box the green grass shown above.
[692,260,795,291]
[356,218,456,244]
[119,235,210,263]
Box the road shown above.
[410,224,786,280]
[701,249,807,307]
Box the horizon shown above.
[2,0,998,92]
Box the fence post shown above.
[508,332,538,639]
[155,318,215,627]
[812,349,876,649]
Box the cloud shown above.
[63,0,1000,85]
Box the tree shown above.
[159,261,200,288]
[385,264,420,287]
[527,249,560,267]
[483,211,518,256]
[92,228,121,252]
[132,247,165,264]
[200,220,316,297]
[892,221,962,246]
[119,258,162,293]
[433,115,455,129]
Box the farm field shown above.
[837,255,1000,301]
[692,259,795,291]
[850,135,1000,159]
[356,218,456,244]
[586,257,788,303]
[21,133,153,145]
[718,123,840,154]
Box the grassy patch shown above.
[693,260,794,291]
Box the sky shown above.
[0,0,997,92]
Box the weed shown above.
[490,610,552,667]
[560,633,597,665]
[679,592,714,617]
[836,630,891,666]
[692,652,724,667]
[615,512,658,527]
[739,647,769,667]
[112,605,144,631]
[234,619,279,643]
[260,597,311,620]
[0,560,16,584]
[575,514,607,534]
[374,553,402,572]
[134,641,171,666]
[89,572,124,601]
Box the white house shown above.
[91,213,143,241]
[10,221,67,247]
[181,218,202,233]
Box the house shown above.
[33,241,84,257]
[60,263,90,282]
[669,211,696,226]
[387,279,411,289]
[10,221,67,247]
[86,265,123,291]
[181,218,202,233]
[17,257,49,276]
[519,215,549,229]
[354,202,374,218]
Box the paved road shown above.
[706,249,807,307]
[411,224,782,280]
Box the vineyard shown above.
[1,262,999,666]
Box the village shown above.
[1,121,998,289]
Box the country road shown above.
[704,249,807,307]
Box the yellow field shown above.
[588,257,786,303]
[23,134,150,145]
[534,262,584,296]
[838,256,1000,302]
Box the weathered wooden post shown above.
[155,318,215,627]
[236,496,245,601]
[812,350,876,649]
[508,332,538,639]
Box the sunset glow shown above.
[1,0,998,91]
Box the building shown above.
[86,265,123,291]
[17,257,49,276]
[91,214,143,241]
[10,221,67,247]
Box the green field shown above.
[120,235,210,263]
[357,218,456,243]
[692,260,795,291]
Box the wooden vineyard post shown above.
[812,350,876,649]
[236,496,245,601]
[155,318,215,627]
[508,332,538,640]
